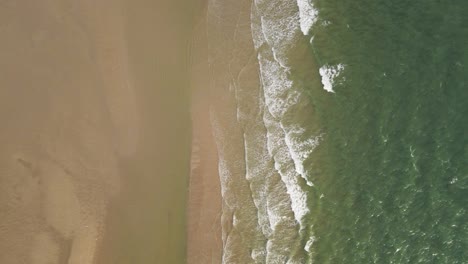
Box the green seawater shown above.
[303,0,468,263]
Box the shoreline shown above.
[186,8,224,263]
[186,0,266,262]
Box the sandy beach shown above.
[0,0,132,262]
[0,0,195,263]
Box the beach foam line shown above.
[264,110,310,222]
[253,0,310,226]
[252,2,322,262]
[282,124,322,187]
[255,0,303,68]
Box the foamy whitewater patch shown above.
[252,2,325,261]
[257,54,299,119]
[263,109,310,225]
[296,0,319,35]
[253,2,323,258]
[256,46,312,226]
[256,0,303,67]
[283,125,322,187]
[319,64,345,93]
[304,235,315,252]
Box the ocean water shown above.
[206,0,468,263]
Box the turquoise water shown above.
[305,0,468,262]
[206,0,467,262]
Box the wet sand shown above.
[96,0,196,263]
[186,8,223,263]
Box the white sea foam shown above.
[296,0,319,35]
[305,235,315,252]
[253,0,319,234]
[251,249,266,262]
[319,64,345,93]
[263,109,310,224]
[255,0,302,67]
[256,50,312,225]
[283,125,322,187]
[251,5,266,51]
[257,54,298,119]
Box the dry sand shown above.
[0,0,196,263]
[0,0,131,262]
